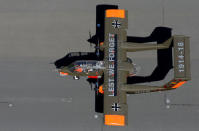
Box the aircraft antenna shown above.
[88,30,93,51]
[161,0,165,26]
[96,38,100,57]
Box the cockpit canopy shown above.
[68,60,105,73]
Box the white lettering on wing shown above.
[108,33,116,96]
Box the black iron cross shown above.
[111,103,120,111]
[112,20,121,28]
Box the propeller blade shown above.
[96,38,100,57]
[90,83,92,90]
[88,30,92,49]
[95,76,100,95]
[89,30,92,39]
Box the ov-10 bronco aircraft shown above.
[54,5,191,126]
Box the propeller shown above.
[96,38,100,57]
[95,77,99,95]
[90,83,93,90]
[87,30,101,59]
[89,30,92,39]
[89,30,92,47]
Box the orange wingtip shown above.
[106,9,125,18]
[172,81,187,89]
[104,115,125,126]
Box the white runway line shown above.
[0,97,73,103]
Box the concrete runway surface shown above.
[0,0,198,131]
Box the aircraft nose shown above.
[87,38,93,43]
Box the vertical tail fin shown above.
[164,35,191,89]
[173,35,191,81]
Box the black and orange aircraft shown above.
[54,4,191,126]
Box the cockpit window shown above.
[68,52,89,57]
[74,60,96,66]
[67,60,105,73]
[69,52,80,57]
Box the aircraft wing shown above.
[102,9,191,125]
[103,9,128,126]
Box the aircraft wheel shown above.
[73,76,80,80]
